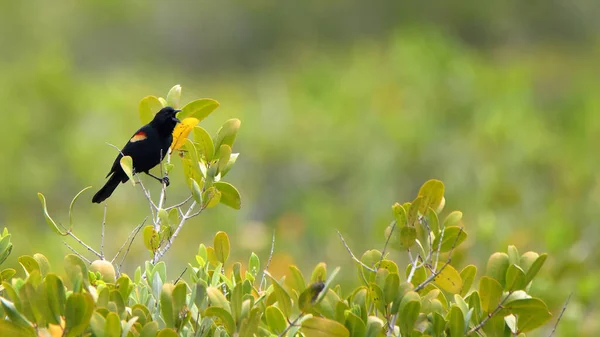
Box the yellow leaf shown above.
[171,118,200,151]
[433,264,463,294]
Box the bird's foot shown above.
[161,176,170,187]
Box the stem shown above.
[152,200,199,264]
[336,230,377,272]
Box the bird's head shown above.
[151,106,181,135]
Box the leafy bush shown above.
[0,87,553,336]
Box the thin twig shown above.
[277,314,304,337]
[380,220,397,266]
[67,231,102,259]
[548,293,572,337]
[433,226,446,271]
[118,221,145,273]
[414,227,463,292]
[112,217,147,263]
[259,230,276,292]
[101,202,107,260]
[165,195,192,211]
[137,178,158,225]
[337,230,377,273]
[152,200,199,264]
[63,242,92,264]
[175,267,188,284]
[468,291,514,334]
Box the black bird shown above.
[92,107,181,203]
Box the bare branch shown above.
[100,202,107,260]
[152,200,199,264]
[548,293,572,337]
[165,195,192,211]
[112,217,147,263]
[175,267,188,284]
[336,230,376,273]
[259,230,276,292]
[117,220,145,273]
[414,227,463,292]
[66,231,102,259]
[277,314,304,337]
[63,242,92,264]
[380,220,397,266]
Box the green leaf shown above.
[207,287,232,313]
[238,307,261,337]
[157,328,179,337]
[220,153,239,177]
[502,298,552,332]
[105,312,122,337]
[399,226,417,249]
[433,226,467,253]
[202,186,221,209]
[214,119,241,157]
[523,253,547,286]
[519,251,539,273]
[443,211,463,227]
[344,311,366,337]
[217,144,232,173]
[172,282,188,325]
[311,262,327,283]
[190,178,203,204]
[64,254,89,290]
[392,203,407,227]
[478,276,503,313]
[120,156,135,185]
[37,193,67,235]
[166,84,182,108]
[139,96,163,124]
[505,264,526,291]
[433,264,463,294]
[64,292,94,337]
[18,256,39,276]
[43,274,66,325]
[417,179,445,214]
[204,307,236,335]
[143,226,160,252]
[178,98,220,122]
[89,311,106,337]
[0,268,16,281]
[406,197,422,227]
[383,273,400,304]
[160,284,175,328]
[288,265,306,292]
[139,321,159,337]
[265,272,293,317]
[265,306,287,334]
[447,305,465,337]
[214,182,242,210]
[398,291,421,336]
[302,316,350,337]
[486,252,510,287]
[460,265,477,297]
[214,231,230,264]
[365,316,384,337]
[193,126,215,162]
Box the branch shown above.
[380,220,397,266]
[414,227,463,292]
[66,230,102,259]
[548,293,572,337]
[277,314,304,337]
[152,200,199,264]
[336,230,376,273]
[468,291,514,334]
[63,242,91,264]
[259,230,276,292]
[165,195,192,211]
[112,217,147,263]
[100,202,107,260]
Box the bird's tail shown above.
[92,172,123,203]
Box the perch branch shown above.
[337,230,376,273]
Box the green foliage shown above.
[2,179,555,336]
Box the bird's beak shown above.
[173,109,182,123]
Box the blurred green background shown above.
[1,1,599,335]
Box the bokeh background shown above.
[1,1,599,335]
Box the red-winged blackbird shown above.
[92,107,181,203]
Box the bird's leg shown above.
[145,172,170,187]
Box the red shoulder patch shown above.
[130,131,147,143]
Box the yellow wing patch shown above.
[130,131,147,142]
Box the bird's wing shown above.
[105,125,154,177]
